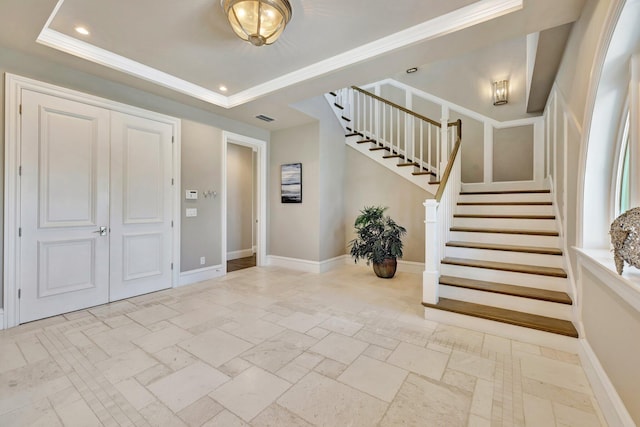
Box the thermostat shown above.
[185,190,198,200]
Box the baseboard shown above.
[579,339,635,427]
[267,255,348,273]
[227,249,254,261]
[0,309,4,330]
[178,265,225,287]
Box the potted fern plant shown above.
[349,206,407,278]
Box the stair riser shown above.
[452,217,557,231]
[439,285,572,320]
[458,193,552,203]
[449,231,560,247]
[440,264,567,291]
[423,308,578,351]
[456,204,554,215]
[444,247,564,268]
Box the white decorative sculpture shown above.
[610,207,640,275]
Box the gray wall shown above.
[226,143,254,255]
[180,121,223,271]
[344,149,429,263]
[269,122,321,261]
[492,125,534,182]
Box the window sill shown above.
[574,247,640,312]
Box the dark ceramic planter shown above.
[372,258,397,278]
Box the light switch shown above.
[186,208,197,217]
[185,190,198,200]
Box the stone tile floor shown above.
[0,265,607,426]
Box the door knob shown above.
[93,226,107,236]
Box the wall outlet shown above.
[186,208,197,217]
[200,256,205,265]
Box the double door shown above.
[19,90,175,323]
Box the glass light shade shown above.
[493,80,509,105]
[222,0,292,46]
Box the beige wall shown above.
[581,268,640,425]
[344,149,429,263]
[180,121,224,271]
[226,143,254,255]
[269,122,321,261]
[492,125,534,182]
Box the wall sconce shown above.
[493,80,509,105]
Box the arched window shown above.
[616,111,630,215]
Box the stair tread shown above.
[334,103,344,110]
[446,241,562,255]
[370,147,388,151]
[442,257,567,278]
[345,133,359,137]
[397,162,419,167]
[439,275,572,304]
[450,227,559,236]
[357,139,376,144]
[383,154,402,159]
[423,298,578,337]
[460,189,550,195]
[341,116,351,122]
[412,171,436,176]
[458,201,552,206]
[454,214,555,220]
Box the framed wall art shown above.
[281,163,302,203]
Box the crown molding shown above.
[38,0,523,109]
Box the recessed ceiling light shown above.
[75,26,90,36]
[406,67,418,74]
[219,85,228,92]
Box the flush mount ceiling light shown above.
[492,80,509,105]
[222,0,292,47]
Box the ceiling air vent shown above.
[256,114,275,122]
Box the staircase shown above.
[326,81,577,347]
[423,188,579,345]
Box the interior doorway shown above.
[222,132,267,272]
[226,143,257,272]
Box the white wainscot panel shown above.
[38,238,96,297]
[123,233,164,281]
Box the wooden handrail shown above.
[434,119,462,202]
[352,86,441,127]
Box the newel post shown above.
[423,199,440,304]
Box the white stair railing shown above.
[423,121,462,304]
[335,86,445,179]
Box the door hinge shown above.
[18,227,22,237]
[171,220,174,228]
[171,263,174,270]
[171,178,174,185]
[18,166,22,176]
[18,289,21,298]
[172,136,175,143]
[19,104,22,115]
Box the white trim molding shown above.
[179,265,226,287]
[579,339,636,427]
[0,309,4,330]
[37,0,522,108]
[268,254,426,275]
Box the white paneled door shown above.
[19,90,174,323]
[109,112,174,301]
